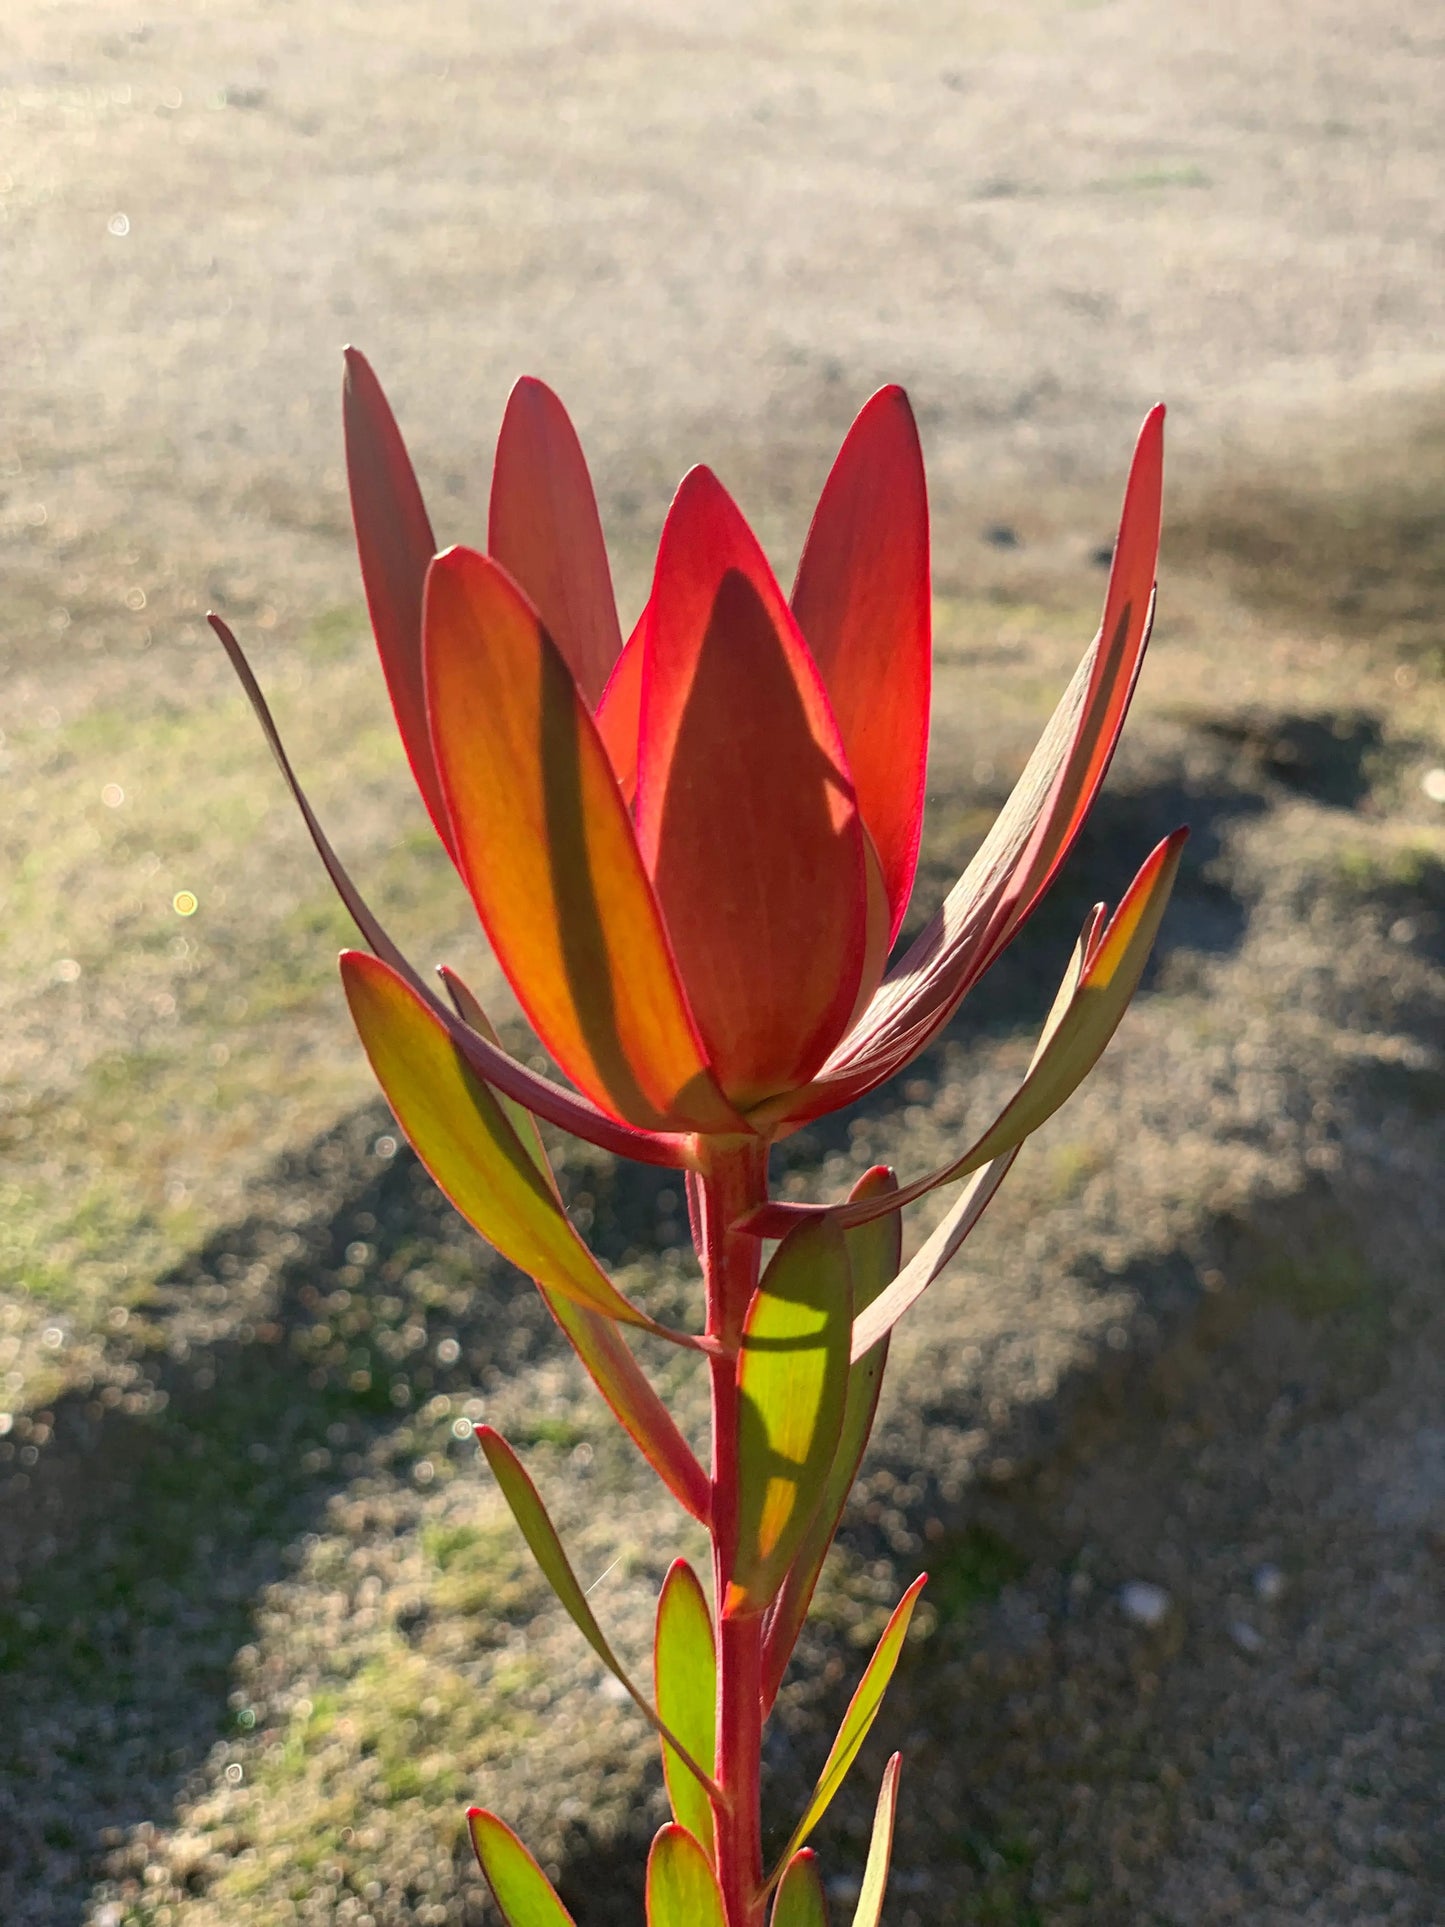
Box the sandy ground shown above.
[1,2,1443,1923]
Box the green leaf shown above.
[467,1809,576,1927]
[645,1824,727,1927]
[763,1168,900,1705]
[655,1561,717,1859]
[341,949,707,1349]
[440,970,709,1523]
[771,1849,829,1926]
[729,1218,852,1613]
[477,1428,721,1803]
[769,1576,925,1882]
[851,1755,902,1927]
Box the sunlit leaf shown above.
[728,1219,852,1613]
[477,1429,722,1805]
[851,1755,902,1927]
[467,1809,577,1927]
[769,1577,924,1882]
[771,1849,829,1927]
[645,1824,727,1927]
[655,1561,718,1857]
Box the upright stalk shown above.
[693,1136,771,1927]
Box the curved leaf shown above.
[655,1561,718,1858]
[646,1824,727,1927]
[594,607,647,802]
[791,385,931,942]
[771,1849,829,1927]
[489,376,623,706]
[468,1809,576,1927]
[728,1219,852,1613]
[768,1577,925,1884]
[477,1429,722,1806]
[425,544,744,1136]
[851,1755,902,1927]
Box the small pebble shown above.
[1119,1581,1172,1628]
[1230,1618,1265,1655]
[1253,1562,1285,1603]
[1421,766,1445,804]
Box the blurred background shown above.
[2,2,1442,1923]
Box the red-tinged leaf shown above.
[425,545,745,1136]
[748,829,1186,1257]
[787,407,1165,1125]
[212,614,690,1169]
[791,386,930,943]
[762,1168,901,1709]
[655,1562,718,1858]
[467,1809,577,1927]
[635,467,868,1110]
[341,950,709,1349]
[645,1824,726,1927]
[851,1756,903,1927]
[477,1429,723,1806]
[767,1579,925,1886]
[728,1218,852,1614]
[342,349,452,854]
[771,1850,829,1927]
[594,607,646,802]
[489,377,623,707]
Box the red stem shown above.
[694,1137,770,1927]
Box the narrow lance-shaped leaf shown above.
[771,1850,829,1927]
[477,1428,723,1806]
[342,950,712,1351]
[655,1561,718,1858]
[762,1167,901,1709]
[851,1756,903,1927]
[425,544,746,1136]
[467,1809,577,1927]
[747,828,1186,1252]
[767,1576,926,1887]
[728,1219,853,1614]
[645,1824,727,1927]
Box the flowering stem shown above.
[694,1135,770,1927]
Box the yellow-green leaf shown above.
[851,1755,902,1927]
[655,1561,717,1859]
[467,1809,576,1927]
[645,1824,727,1927]
[771,1849,829,1926]
[728,1219,852,1613]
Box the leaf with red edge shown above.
[771,1850,829,1927]
[424,545,745,1136]
[635,466,868,1110]
[792,385,930,943]
[594,607,646,802]
[645,1824,726,1927]
[467,1809,577,1927]
[342,349,451,854]
[655,1561,718,1858]
[489,377,623,706]
[748,828,1186,1265]
[477,1429,723,1805]
[767,1578,925,1886]
[728,1218,852,1614]
[762,1167,900,1709]
[851,1756,903,1927]
[341,949,710,1350]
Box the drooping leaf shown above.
[769,1577,925,1881]
[771,1849,829,1927]
[791,385,931,943]
[645,1824,727,1927]
[635,466,868,1110]
[489,376,623,706]
[467,1809,577,1927]
[851,1755,902,1927]
[762,1168,901,1708]
[425,545,745,1137]
[341,348,451,855]
[341,950,708,1349]
[477,1428,722,1805]
[747,828,1186,1253]
[655,1561,718,1857]
[728,1218,852,1613]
